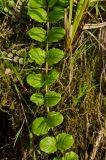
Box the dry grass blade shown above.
[83,22,106,30]
[89,128,106,160]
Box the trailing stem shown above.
[46,6,49,112]
[26,1,78,159]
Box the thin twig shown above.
[46,6,49,113]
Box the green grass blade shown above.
[14,120,25,147]
[72,0,89,41]
[68,0,74,42]
[69,0,74,27]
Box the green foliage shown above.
[47,48,64,65]
[31,112,63,136]
[27,27,46,42]
[1,0,103,159]
[30,93,44,106]
[46,111,63,127]
[29,48,46,65]
[45,70,59,85]
[28,8,47,22]
[53,158,62,160]
[31,117,50,136]
[54,152,79,160]
[45,91,61,107]
[40,136,57,154]
[26,0,78,159]
[28,0,46,8]
[39,133,75,154]
[57,0,68,7]
[56,133,74,151]
[27,73,44,88]
[29,47,64,66]
[27,71,59,90]
[47,0,58,8]
[47,27,65,43]
[49,6,64,23]
[72,0,89,41]
[62,152,79,160]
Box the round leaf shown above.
[46,111,64,127]
[28,0,46,8]
[47,27,65,43]
[45,91,61,107]
[27,27,46,42]
[56,133,74,151]
[29,48,46,65]
[30,93,44,106]
[47,48,64,65]
[49,6,64,23]
[40,136,57,154]
[62,152,79,160]
[47,0,57,8]
[32,117,50,136]
[57,0,68,7]
[27,73,44,88]
[28,8,47,22]
[45,70,59,85]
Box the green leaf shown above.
[45,91,61,107]
[49,6,64,23]
[32,117,50,136]
[46,111,64,127]
[27,73,44,88]
[47,0,57,8]
[29,48,46,65]
[27,27,46,42]
[40,136,57,154]
[45,70,59,85]
[57,0,68,7]
[28,8,47,22]
[47,48,64,65]
[0,0,4,12]
[62,152,79,160]
[30,93,44,106]
[47,27,65,43]
[54,158,62,160]
[56,133,74,151]
[28,0,46,8]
